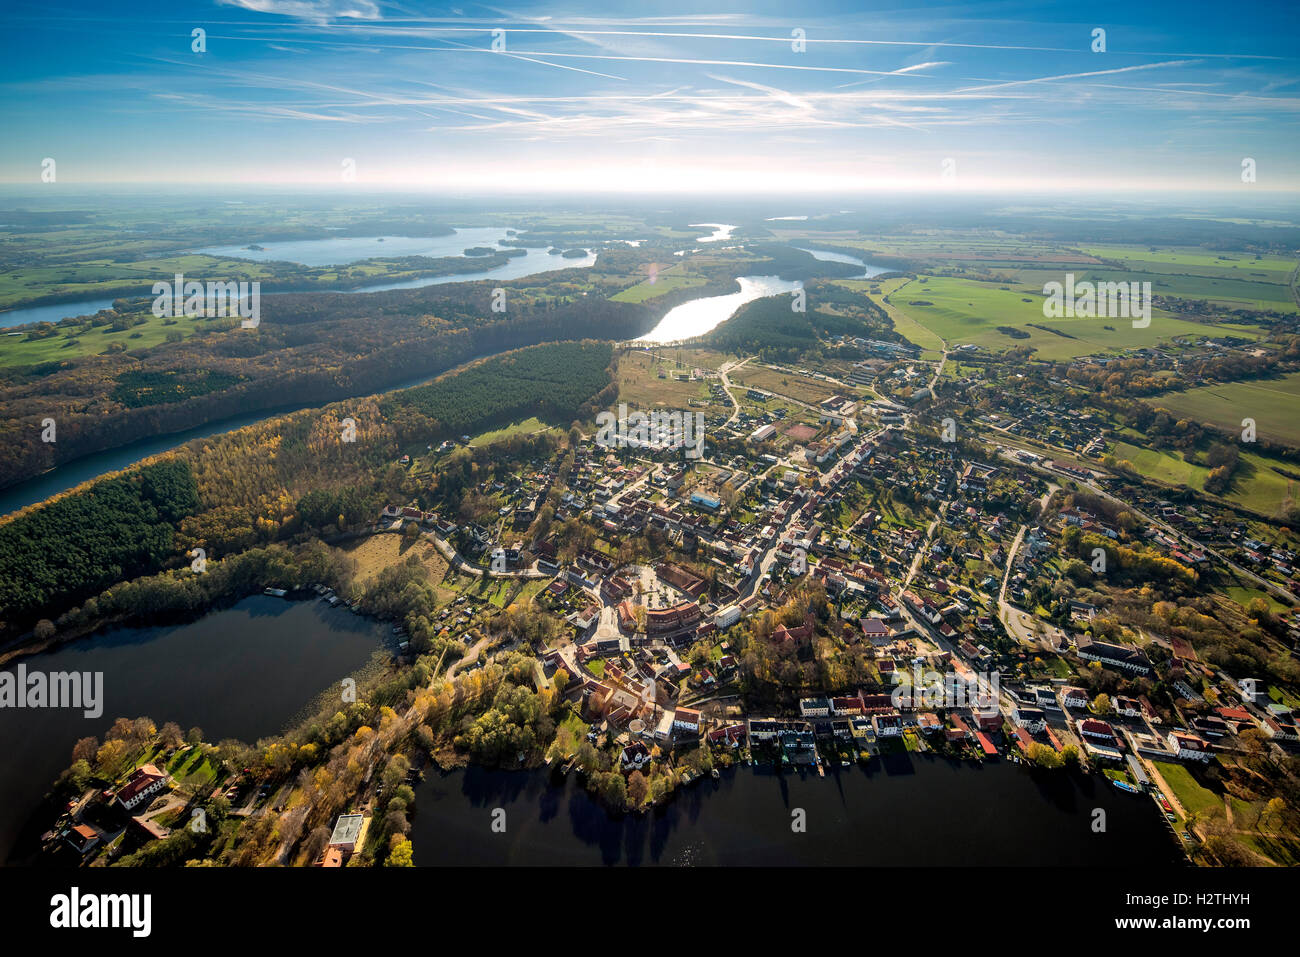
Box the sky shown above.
[1,0,1298,193]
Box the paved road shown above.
[424,530,547,579]
[900,499,949,593]
[990,439,1297,610]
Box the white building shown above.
[713,605,741,629]
[1167,731,1212,762]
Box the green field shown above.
[1078,245,1297,313]
[1151,372,1300,449]
[879,276,1243,360]
[611,272,709,303]
[838,277,945,357]
[1154,761,1221,816]
[1110,440,1296,514]
[0,311,232,367]
[467,416,554,447]
[1082,244,1296,276]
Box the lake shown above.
[192,228,511,266]
[0,298,119,330]
[0,595,389,863]
[0,228,598,329]
[410,758,1183,866]
[690,223,735,243]
[795,246,892,279]
[346,246,596,293]
[636,275,802,344]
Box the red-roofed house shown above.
[116,764,169,812]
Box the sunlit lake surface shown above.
[636,275,802,344]
[794,246,893,279]
[346,246,595,292]
[193,227,511,266]
[690,223,735,243]
[0,298,118,329]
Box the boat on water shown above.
[1112,779,1140,794]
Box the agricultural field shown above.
[1082,244,1296,277]
[837,276,945,357]
[1150,372,1300,449]
[768,230,1099,268]
[881,276,1255,360]
[1078,245,1297,313]
[1109,440,1298,515]
[611,268,710,303]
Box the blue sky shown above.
[1,0,1297,192]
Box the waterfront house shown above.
[1012,707,1047,734]
[873,713,904,737]
[673,707,701,735]
[115,765,169,812]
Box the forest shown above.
[382,341,615,440]
[0,459,199,630]
[704,280,897,360]
[0,278,650,490]
[0,340,619,642]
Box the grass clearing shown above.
[882,276,1246,361]
[1151,372,1300,448]
[1109,441,1296,515]
[467,416,553,447]
[1154,761,1221,817]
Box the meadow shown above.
[878,276,1240,360]
[1151,372,1300,449]
[610,269,710,303]
[837,277,945,357]
[1077,245,1296,313]
[1110,439,1296,515]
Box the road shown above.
[996,523,1068,650]
[926,348,949,394]
[990,438,1298,609]
[607,460,655,507]
[900,500,948,593]
[717,356,755,427]
[424,529,548,579]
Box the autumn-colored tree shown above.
[386,836,414,867]
[627,770,649,808]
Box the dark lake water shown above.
[411,757,1184,866]
[0,595,387,863]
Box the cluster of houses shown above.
[57,763,175,860]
